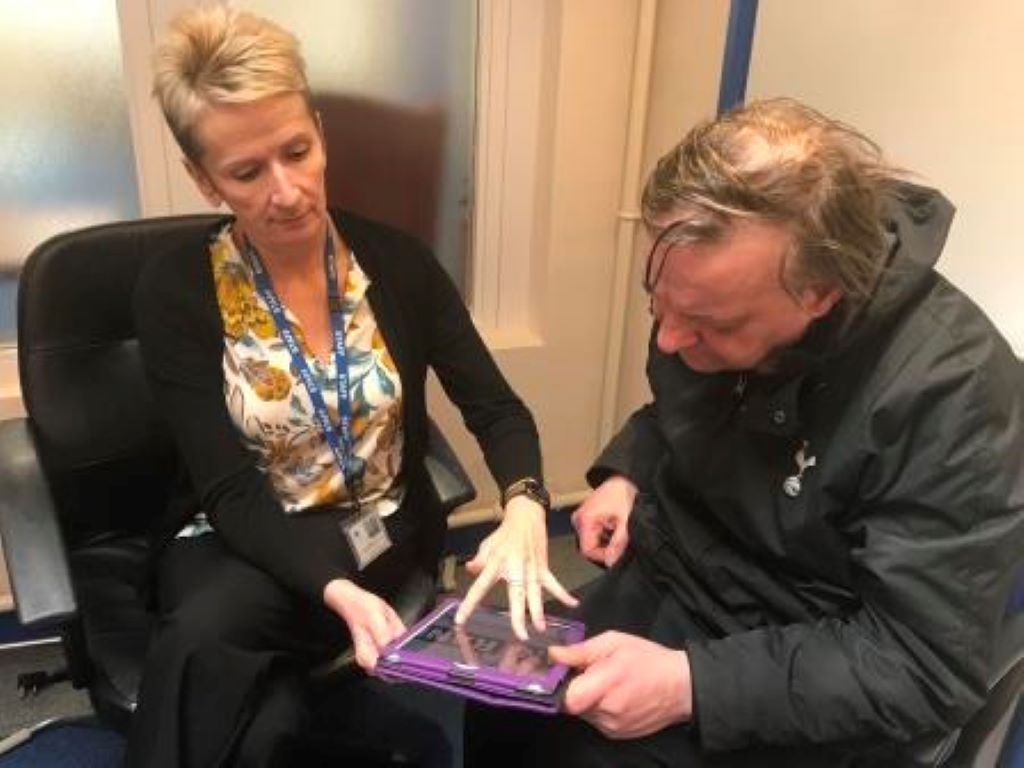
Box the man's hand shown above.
[571,476,637,567]
[456,495,578,640]
[550,631,692,739]
[322,578,405,671]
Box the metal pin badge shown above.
[783,440,816,498]
[783,475,802,498]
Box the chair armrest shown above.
[390,568,438,627]
[0,418,77,627]
[937,613,1024,767]
[424,419,476,516]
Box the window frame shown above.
[0,0,554,416]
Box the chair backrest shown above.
[18,215,220,550]
[318,93,446,248]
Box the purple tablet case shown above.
[374,598,585,714]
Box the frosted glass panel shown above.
[243,1,476,288]
[0,0,140,342]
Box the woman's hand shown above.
[322,578,405,671]
[455,495,578,640]
[571,475,637,567]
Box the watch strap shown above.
[501,477,550,511]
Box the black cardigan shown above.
[134,209,541,602]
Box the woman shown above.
[128,6,574,766]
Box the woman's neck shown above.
[235,225,327,283]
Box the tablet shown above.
[375,598,585,713]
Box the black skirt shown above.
[124,501,420,768]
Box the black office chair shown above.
[936,573,1024,768]
[0,215,476,745]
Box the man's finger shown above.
[549,631,619,668]
[575,517,604,558]
[604,522,628,568]
[562,658,617,715]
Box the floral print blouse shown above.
[181,223,405,536]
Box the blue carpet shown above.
[0,613,58,646]
[0,722,124,767]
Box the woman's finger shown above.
[525,558,546,632]
[464,534,496,575]
[505,562,529,641]
[384,605,406,637]
[367,604,398,651]
[541,570,580,608]
[351,626,377,671]
[455,556,502,625]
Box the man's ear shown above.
[799,283,843,319]
[183,158,222,207]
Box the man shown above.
[464,98,1024,766]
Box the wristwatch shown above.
[501,477,551,512]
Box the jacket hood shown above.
[776,182,956,373]
[885,181,956,272]
[847,181,955,341]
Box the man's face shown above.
[646,218,839,373]
[186,92,328,254]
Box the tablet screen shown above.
[400,604,575,676]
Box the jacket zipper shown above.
[733,373,748,400]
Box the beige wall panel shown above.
[614,0,731,427]
[431,0,641,509]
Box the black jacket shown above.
[590,184,1024,756]
[134,210,541,602]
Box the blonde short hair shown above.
[152,4,312,161]
[643,98,903,308]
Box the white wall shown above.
[747,0,1024,354]
[612,0,1024,436]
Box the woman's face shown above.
[186,92,328,255]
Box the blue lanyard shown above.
[244,229,363,498]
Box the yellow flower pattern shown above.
[209,223,405,516]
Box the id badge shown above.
[341,508,392,570]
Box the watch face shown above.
[526,480,550,506]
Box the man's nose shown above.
[656,315,698,354]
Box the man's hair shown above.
[642,98,902,306]
[151,4,312,162]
